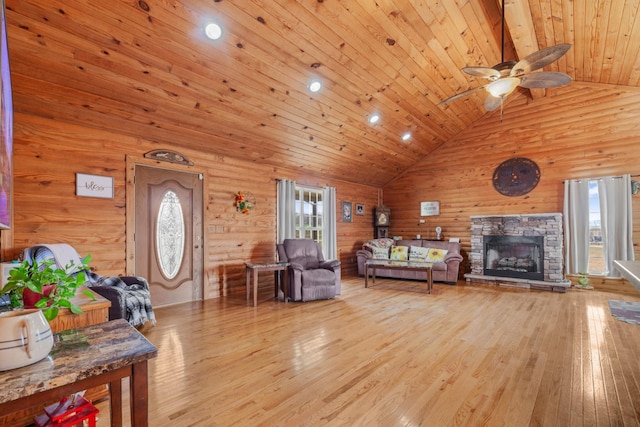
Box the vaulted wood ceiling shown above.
[6,0,640,186]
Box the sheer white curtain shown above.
[322,186,337,259]
[563,179,590,274]
[276,179,296,243]
[598,174,634,275]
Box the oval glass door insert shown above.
[156,190,185,279]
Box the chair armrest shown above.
[289,262,304,271]
[120,275,151,291]
[356,250,373,259]
[443,253,463,263]
[320,259,341,269]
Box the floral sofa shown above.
[356,238,463,284]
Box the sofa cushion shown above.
[409,245,429,261]
[425,248,448,262]
[372,246,390,259]
[390,245,408,261]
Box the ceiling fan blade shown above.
[519,72,572,89]
[509,44,572,77]
[438,85,488,105]
[484,95,502,112]
[462,66,501,80]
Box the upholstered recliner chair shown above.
[21,244,156,327]
[276,239,341,302]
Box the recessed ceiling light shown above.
[205,23,222,40]
[369,114,380,124]
[308,80,322,93]
[402,132,411,141]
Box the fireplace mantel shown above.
[465,213,571,292]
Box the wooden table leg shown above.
[130,361,149,427]
[365,264,369,288]
[283,268,288,303]
[246,267,251,302]
[427,267,433,294]
[109,378,123,427]
[253,269,259,307]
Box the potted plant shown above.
[1,255,95,321]
[575,272,593,290]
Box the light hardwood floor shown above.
[96,277,640,426]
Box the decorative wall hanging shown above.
[342,201,352,222]
[144,149,193,166]
[76,173,114,199]
[492,157,540,197]
[420,201,440,216]
[355,203,365,215]
[235,191,255,214]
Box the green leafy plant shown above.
[1,255,95,321]
[577,272,590,287]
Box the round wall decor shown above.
[492,157,541,197]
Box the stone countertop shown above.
[613,260,640,293]
[0,318,157,404]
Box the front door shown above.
[134,165,203,307]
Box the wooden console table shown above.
[245,262,289,306]
[0,319,157,427]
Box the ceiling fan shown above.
[438,0,572,114]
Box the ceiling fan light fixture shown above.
[487,77,520,98]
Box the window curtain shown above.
[322,186,337,260]
[563,179,590,274]
[276,179,296,243]
[598,174,634,276]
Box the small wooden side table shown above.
[245,262,289,306]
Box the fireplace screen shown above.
[483,235,544,281]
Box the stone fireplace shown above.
[465,213,570,292]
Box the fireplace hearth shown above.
[465,213,570,292]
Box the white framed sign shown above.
[76,173,114,199]
[420,201,440,216]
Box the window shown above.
[588,181,605,274]
[295,186,323,246]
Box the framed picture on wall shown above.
[420,201,440,217]
[342,201,352,222]
[355,203,365,215]
[0,0,13,230]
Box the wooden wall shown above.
[4,83,640,300]
[382,82,640,277]
[4,112,379,299]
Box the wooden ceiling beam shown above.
[501,0,545,100]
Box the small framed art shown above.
[76,173,114,199]
[420,201,440,216]
[355,203,365,215]
[342,201,352,222]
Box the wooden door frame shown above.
[125,155,206,276]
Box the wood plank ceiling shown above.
[6,0,640,186]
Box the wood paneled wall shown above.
[382,83,640,276]
[4,82,640,300]
[5,112,379,299]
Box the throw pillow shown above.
[372,246,390,259]
[390,245,408,261]
[425,248,449,263]
[409,245,429,261]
